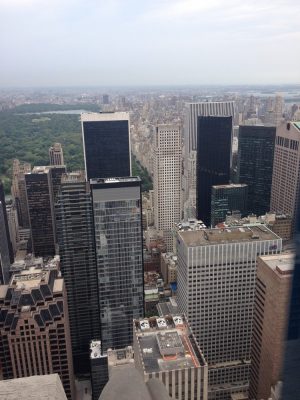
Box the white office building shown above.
[176,225,282,400]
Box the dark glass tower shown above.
[56,171,101,374]
[211,183,248,226]
[238,125,276,216]
[196,116,232,226]
[81,112,131,181]
[25,167,56,257]
[281,202,300,399]
[90,177,144,351]
[0,181,14,264]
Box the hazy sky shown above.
[0,0,299,87]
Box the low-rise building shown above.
[133,315,208,400]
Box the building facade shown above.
[176,226,282,400]
[153,124,182,251]
[133,315,208,400]
[270,121,300,230]
[25,167,56,257]
[56,172,101,374]
[0,259,75,399]
[49,143,64,166]
[81,112,131,181]
[90,177,144,351]
[211,184,248,227]
[249,253,294,400]
[196,116,232,226]
[11,159,31,228]
[238,125,276,217]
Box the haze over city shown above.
[1,0,300,87]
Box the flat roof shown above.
[179,225,279,247]
[134,315,206,374]
[212,183,247,189]
[259,253,294,275]
[90,176,140,185]
[81,111,129,122]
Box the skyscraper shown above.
[81,112,131,181]
[56,171,101,374]
[90,177,144,351]
[153,124,182,251]
[49,142,64,166]
[249,253,294,400]
[0,180,14,264]
[270,121,300,230]
[281,195,300,399]
[184,101,235,218]
[25,166,56,257]
[211,183,248,227]
[176,226,282,400]
[0,258,75,399]
[238,125,276,216]
[196,116,232,226]
[11,159,31,228]
[0,202,11,284]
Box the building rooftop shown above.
[90,340,102,359]
[0,374,67,400]
[81,111,129,122]
[174,219,206,232]
[259,253,294,276]
[178,225,279,247]
[90,176,141,185]
[212,183,248,190]
[134,315,206,374]
[31,166,50,174]
[61,171,85,183]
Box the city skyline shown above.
[1,0,300,87]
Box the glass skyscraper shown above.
[90,177,144,351]
[56,171,101,374]
[81,112,131,181]
[196,116,232,226]
[238,125,276,217]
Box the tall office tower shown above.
[0,181,14,262]
[0,202,11,284]
[25,167,56,257]
[183,101,235,218]
[6,203,19,255]
[238,125,276,216]
[81,112,131,181]
[281,199,300,399]
[133,315,208,400]
[249,253,294,400]
[0,258,75,399]
[211,184,248,227]
[49,165,67,203]
[56,172,101,374]
[270,122,300,230]
[90,177,144,351]
[196,116,232,227]
[176,226,282,400]
[265,96,284,126]
[11,159,31,228]
[153,124,182,251]
[49,142,64,166]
